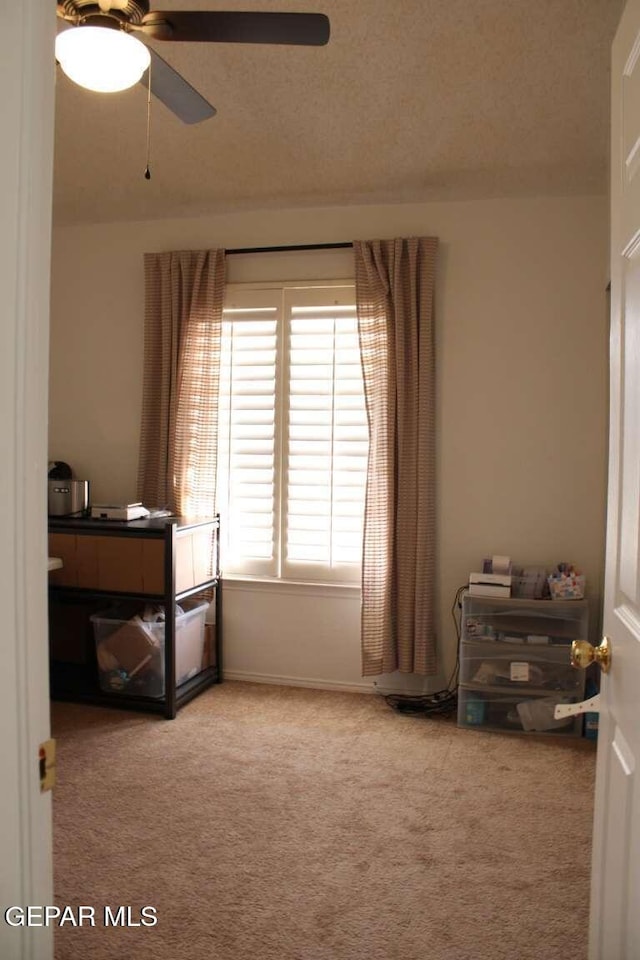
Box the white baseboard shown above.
[222,669,376,695]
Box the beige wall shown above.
[49,195,609,692]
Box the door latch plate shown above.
[39,738,56,793]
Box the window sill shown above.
[221,575,361,600]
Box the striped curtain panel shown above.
[354,237,439,676]
[137,249,225,517]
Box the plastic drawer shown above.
[460,639,583,694]
[457,684,583,737]
[462,596,588,645]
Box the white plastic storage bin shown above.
[91,601,208,698]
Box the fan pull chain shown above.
[144,60,152,180]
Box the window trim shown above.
[221,573,362,600]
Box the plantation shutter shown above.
[217,283,367,582]
[218,290,280,577]
[283,287,367,582]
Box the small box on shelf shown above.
[547,563,586,600]
[547,575,586,600]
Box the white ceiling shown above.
[52,0,624,225]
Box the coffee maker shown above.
[47,461,90,517]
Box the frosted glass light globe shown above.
[55,26,151,93]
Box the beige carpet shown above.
[51,681,596,960]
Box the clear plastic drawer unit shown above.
[457,595,588,736]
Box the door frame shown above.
[0,4,56,959]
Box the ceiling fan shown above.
[55,1,330,124]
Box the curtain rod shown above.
[225,242,353,255]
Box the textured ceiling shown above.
[52,0,624,225]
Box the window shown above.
[217,283,368,583]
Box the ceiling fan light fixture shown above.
[55,26,151,94]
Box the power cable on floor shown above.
[381,584,468,717]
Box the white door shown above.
[590,1,640,957]
[0,4,56,960]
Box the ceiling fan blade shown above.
[142,46,217,124]
[139,11,330,46]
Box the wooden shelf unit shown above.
[48,515,221,719]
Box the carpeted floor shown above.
[51,681,596,960]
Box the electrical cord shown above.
[382,583,468,717]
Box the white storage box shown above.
[91,601,208,698]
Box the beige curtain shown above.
[354,237,439,676]
[137,249,225,517]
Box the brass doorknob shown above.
[571,636,612,673]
